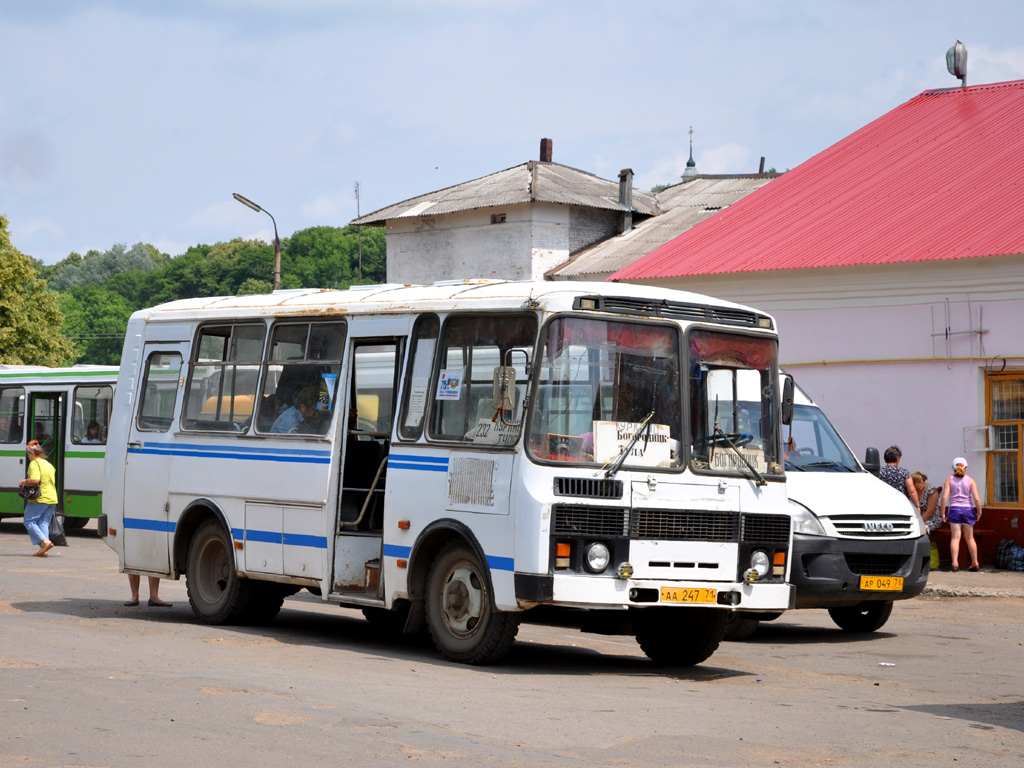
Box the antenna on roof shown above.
[946,40,967,88]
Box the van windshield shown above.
[784,404,861,472]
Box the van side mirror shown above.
[781,375,794,426]
[863,447,880,476]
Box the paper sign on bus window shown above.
[318,373,337,411]
[593,420,672,467]
[404,377,429,426]
[435,371,463,401]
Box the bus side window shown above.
[256,321,346,435]
[137,353,183,432]
[73,385,113,444]
[183,324,265,433]
[398,315,439,441]
[427,313,536,445]
[0,387,24,444]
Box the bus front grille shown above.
[741,514,791,545]
[631,509,740,541]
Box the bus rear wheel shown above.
[425,542,519,665]
[635,608,729,666]
[186,519,253,625]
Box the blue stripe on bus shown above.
[487,555,515,572]
[239,529,327,549]
[388,453,450,472]
[124,517,177,533]
[382,543,512,571]
[128,442,331,464]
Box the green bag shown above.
[930,541,940,570]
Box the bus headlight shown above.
[583,542,611,573]
[745,550,771,582]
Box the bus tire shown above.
[64,516,89,531]
[425,542,519,665]
[186,519,251,625]
[635,608,728,666]
[828,601,893,633]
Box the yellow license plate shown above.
[859,575,903,591]
[660,587,718,604]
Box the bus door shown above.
[29,391,65,509]
[0,387,27,517]
[123,348,186,575]
[332,338,403,599]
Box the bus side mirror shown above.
[863,447,880,476]
[781,375,794,426]
[492,366,516,411]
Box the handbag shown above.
[49,512,68,547]
[18,483,41,500]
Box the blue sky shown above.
[3,0,1023,265]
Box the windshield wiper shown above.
[714,426,767,487]
[602,411,655,479]
[802,460,857,472]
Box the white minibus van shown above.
[726,375,930,639]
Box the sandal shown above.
[124,599,140,607]
[969,564,980,572]
[950,565,959,572]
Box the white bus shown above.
[101,280,794,665]
[1,365,118,529]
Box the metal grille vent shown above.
[553,477,623,499]
[829,514,915,538]
[577,296,765,329]
[553,505,629,537]
[844,554,906,576]
[631,509,740,542]
[741,514,791,545]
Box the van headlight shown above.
[789,500,827,536]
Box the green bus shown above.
[0,365,118,530]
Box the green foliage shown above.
[5,220,387,364]
[58,286,135,365]
[0,216,76,366]
[48,242,158,291]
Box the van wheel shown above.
[828,601,893,632]
[724,613,760,641]
[425,542,519,665]
[635,608,729,666]
[186,519,251,625]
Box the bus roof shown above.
[130,279,777,329]
[0,365,120,381]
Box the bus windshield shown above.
[687,330,782,480]
[528,316,681,469]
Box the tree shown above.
[0,216,76,366]
[58,286,134,365]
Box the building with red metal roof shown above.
[611,80,1024,562]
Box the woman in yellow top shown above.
[19,440,59,557]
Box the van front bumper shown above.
[790,533,930,608]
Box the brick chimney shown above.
[539,138,553,163]
[618,168,634,233]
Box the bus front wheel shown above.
[635,608,728,666]
[828,601,893,633]
[186,519,251,625]
[425,542,519,665]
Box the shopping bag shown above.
[49,513,68,547]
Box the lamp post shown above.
[233,192,281,290]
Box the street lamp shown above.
[233,192,281,291]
